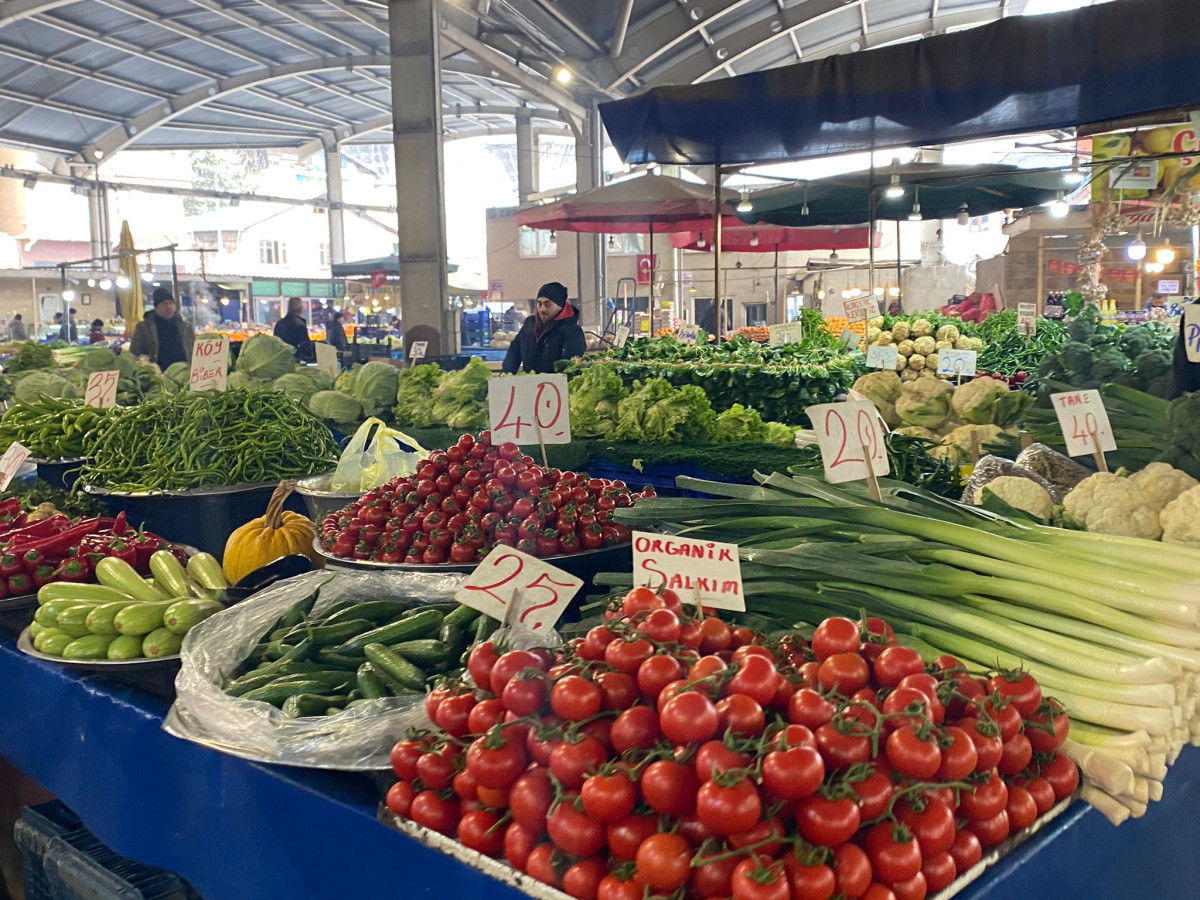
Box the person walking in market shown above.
[6,314,26,342]
[501,281,586,375]
[130,286,194,368]
[274,296,315,363]
[325,309,348,356]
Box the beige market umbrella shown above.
[116,220,142,318]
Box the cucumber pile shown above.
[225,585,496,718]
[29,551,228,661]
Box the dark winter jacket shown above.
[501,303,587,375]
[274,313,315,363]
[130,309,194,366]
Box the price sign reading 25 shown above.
[805,400,890,485]
[487,373,572,445]
[455,546,583,631]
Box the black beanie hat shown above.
[152,287,175,306]
[537,282,569,307]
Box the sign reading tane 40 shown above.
[631,532,745,611]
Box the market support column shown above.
[324,141,346,267]
[388,0,455,356]
[574,104,605,333]
[516,111,539,204]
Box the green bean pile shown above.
[79,389,338,492]
[0,397,118,460]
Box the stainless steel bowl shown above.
[294,473,362,521]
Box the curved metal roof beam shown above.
[0,0,75,27]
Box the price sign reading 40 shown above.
[487,373,571,445]
[454,545,583,631]
[84,370,119,409]
[1185,304,1200,363]
[805,399,890,484]
[1050,389,1117,457]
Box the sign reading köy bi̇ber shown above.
[189,335,229,392]
[631,532,745,611]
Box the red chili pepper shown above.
[3,515,71,548]
[0,498,22,518]
[7,572,32,595]
[52,558,90,583]
[21,519,101,559]
[0,512,25,529]
[32,564,58,589]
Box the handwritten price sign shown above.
[614,325,631,349]
[455,546,582,631]
[0,442,29,491]
[844,296,880,323]
[314,342,339,380]
[189,335,228,392]
[937,348,977,378]
[677,323,700,345]
[806,400,891,484]
[1050,389,1117,457]
[1184,304,1200,363]
[1018,302,1038,338]
[632,532,745,611]
[488,373,571,445]
[84,371,119,409]
[409,341,428,361]
[866,344,899,369]
[768,322,804,348]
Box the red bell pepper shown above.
[0,552,22,578]
[52,558,90,583]
[7,572,31,596]
[132,528,166,573]
[105,538,137,568]
[32,564,57,589]
[978,294,997,311]
[0,511,25,529]
[21,548,44,573]
[0,498,22,519]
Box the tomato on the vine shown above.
[796,794,860,846]
[695,775,762,835]
[731,856,790,900]
[635,831,693,892]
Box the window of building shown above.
[319,242,329,267]
[743,303,768,327]
[519,227,557,258]
[607,234,647,255]
[221,230,239,253]
[193,230,218,250]
[259,240,287,265]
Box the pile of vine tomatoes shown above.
[318,430,647,565]
[384,590,1078,900]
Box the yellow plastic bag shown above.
[330,417,427,492]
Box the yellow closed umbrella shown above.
[117,220,143,320]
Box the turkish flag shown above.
[636,254,658,285]
[370,270,388,289]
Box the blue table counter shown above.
[1,633,1198,900]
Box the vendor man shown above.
[501,282,586,375]
[130,287,194,368]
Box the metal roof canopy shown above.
[0,0,1033,162]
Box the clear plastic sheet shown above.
[1015,442,1091,501]
[962,455,1059,506]
[164,569,465,770]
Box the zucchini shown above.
[37,583,132,607]
[337,609,444,655]
[186,552,229,590]
[106,635,144,660]
[85,600,142,636]
[322,600,412,626]
[113,601,172,636]
[62,634,115,660]
[390,639,451,667]
[163,598,224,635]
[56,604,97,638]
[355,663,389,699]
[363,643,426,691]
[150,550,193,599]
[281,693,349,718]
[39,632,75,656]
[142,627,183,658]
[95,557,171,604]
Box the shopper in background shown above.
[130,287,194,368]
[59,308,78,343]
[6,314,26,342]
[325,309,348,354]
[274,296,314,363]
[87,319,106,344]
[501,281,586,375]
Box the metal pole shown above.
[896,220,902,312]
[170,246,182,324]
[868,191,877,296]
[648,219,655,330]
[774,246,780,322]
[713,166,723,334]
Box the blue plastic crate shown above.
[14,801,189,900]
[584,459,714,498]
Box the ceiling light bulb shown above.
[817,289,826,300]
[957,203,969,226]
[749,232,759,247]
[884,173,905,200]
[873,286,885,296]
[115,274,130,290]
[548,230,556,244]
[1156,241,1176,264]
[99,278,113,290]
[62,289,76,302]
[829,250,840,264]
[607,235,616,249]
[140,270,154,282]
[1063,155,1085,186]
[1049,194,1069,218]
[801,202,810,216]
[1127,234,1147,261]
[841,289,853,299]
[87,278,96,287]
[697,235,707,249]
[554,67,573,85]
[908,201,922,221]
[736,193,753,214]
[1145,261,1165,274]
[888,286,901,297]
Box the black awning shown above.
[599,0,1200,166]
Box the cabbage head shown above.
[236,333,297,381]
[14,371,75,403]
[79,347,118,372]
[307,389,362,427]
[226,371,271,392]
[295,367,333,392]
[274,372,320,405]
[342,360,400,418]
[163,362,191,392]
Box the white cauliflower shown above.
[1161,485,1200,547]
[974,476,1054,522]
[1062,473,1163,540]
[911,318,933,337]
[1126,462,1199,511]
[934,424,1003,464]
[967,337,984,351]
[896,339,915,357]
[913,335,937,356]
[891,322,911,342]
[867,317,885,329]
[895,355,908,372]
[895,425,937,440]
[937,325,961,344]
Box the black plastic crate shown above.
[14,801,190,900]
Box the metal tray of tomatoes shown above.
[313,538,631,579]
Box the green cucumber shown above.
[355,663,389,699]
[107,635,145,660]
[62,634,115,660]
[259,670,355,691]
[113,601,172,636]
[37,583,134,607]
[281,693,349,718]
[363,643,426,691]
[163,598,224,635]
[389,639,450,667]
[150,550,193,598]
[56,604,97,638]
[225,669,283,697]
[39,632,75,657]
[337,609,444,655]
[240,678,331,706]
[142,627,183,658]
[283,618,373,646]
[442,604,480,631]
[85,600,141,636]
[314,648,366,670]
[186,552,229,590]
[322,601,412,626]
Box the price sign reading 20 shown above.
[805,400,890,485]
[455,545,583,631]
[487,373,571,445]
